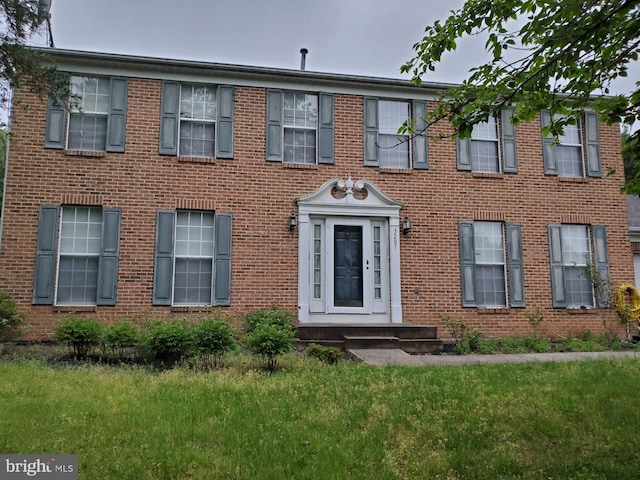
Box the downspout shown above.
[0,89,13,253]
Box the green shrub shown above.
[455,329,483,355]
[245,323,295,370]
[192,318,238,368]
[102,322,140,359]
[477,339,498,355]
[140,319,194,364]
[0,291,27,342]
[497,338,527,354]
[305,343,344,364]
[559,338,607,352]
[524,336,552,353]
[245,308,295,332]
[54,318,104,357]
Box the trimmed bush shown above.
[246,323,295,371]
[140,319,194,364]
[192,318,238,368]
[102,322,140,359]
[0,291,27,342]
[245,308,295,332]
[305,343,344,364]
[54,318,104,357]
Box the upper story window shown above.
[266,89,334,165]
[179,84,217,158]
[364,97,428,170]
[459,220,525,308]
[68,77,110,151]
[541,111,601,178]
[457,109,517,173]
[44,75,128,153]
[283,92,318,164]
[159,81,234,159]
[548,224,609,309]
[32,205,122,306]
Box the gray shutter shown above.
[412,100,429,170]
[318,92,335,164]
[44,95,66,149]
[456,138,472,171]
[33,205,60,304]
[363,97,379,166]
[548,225,567,308]
[216,85,234,159]
[97,208,121,305]
[506,223,525,307]
[266,89,283,161]
[592,225,609,284]
[153,210,175,305]
[106,77,128,152]
[541,111,557,175]
[501,108,518,173]
[459,222,476,307]
[585,112,601,177]
[159,81,179,155]
[214,213,232,306]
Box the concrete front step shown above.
[295,323,443,354]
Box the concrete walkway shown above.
[349,349,640,366]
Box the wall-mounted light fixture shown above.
[289,212,297,232]
[402,216,411,235]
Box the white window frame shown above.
[470,116,501,173]
[55,206,103,306]
[378,99,411,169]
[282,91,318,164]
[473,221,507,308]
[67,76,110,151]
[560,224,594,308]
[178,83,217,158]
[172,210,215,306]
[555,116,585,178]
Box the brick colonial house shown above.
[0,48,633,340]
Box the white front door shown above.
[309,217,389,321]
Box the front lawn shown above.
[1,356,639,479]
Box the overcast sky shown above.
[29,0,639,117]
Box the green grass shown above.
[1,356,640,479]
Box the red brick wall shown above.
[0,76,632,340]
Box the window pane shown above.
[284,128,316,164]
[471,117,498,140]
[56,256,99,305]
[174,258,212,305]
[179,121,215,157]
[475,264,507,307]
[378,100,409,134]
[564,266,594,308]
[471,140,499,173]
[556,145,583,178]
[180,84,216,121]
[68,113,108,151]
[474,222,506,307]
[378,134,410,169]
[283,92,317,128]
[561,225,589,265]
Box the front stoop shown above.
[295,323,443,355]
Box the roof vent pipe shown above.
[300,48,308,71]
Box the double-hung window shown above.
[159,82,234,159]
[179,84,217,158]
[457,110,517,173]
[548,224,609,308]
[283,92,318,164]
[33,205,122,306]
[364,97,428,170]
[459,221,525,308]
[44,75,128,152]
[541,111,601,178]
[68,77,110,151]
[266,89,335,164]
[153,210,232,307]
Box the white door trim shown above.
[296,178,404,324]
